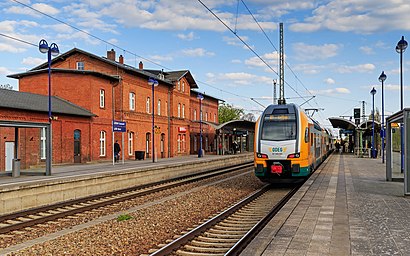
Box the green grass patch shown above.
[117,213,133,221]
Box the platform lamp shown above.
[148,77,159,163]
[39,39,59,176]
[396,36,407,172]
[197,93,204,157]
[378,71,387,163]
[370,87,377,158]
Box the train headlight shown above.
[287,153,300,158]
[256,153,268,158]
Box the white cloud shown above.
[310,87,351,95]
[181,48,214,57]
[293,43,340,61]
[177,32,196,41]
[206,72,271,87]
[0,43,26,53]
[22,57,44,66]
[245,51,279,68]
[6,3,59,17]
[336,63,375,73]
[231,59,241,64]
[360,46,374,55]
[293,63,324,75]
[0,66,12,75]
[324,78,335,85]
[149,54,173,62]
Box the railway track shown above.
[147,184,300,256]
[0,162,252,235]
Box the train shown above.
[254,103,333,183]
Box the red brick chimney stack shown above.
[107,49,115,61]
[139,61,143,70]
[119,55,124,64]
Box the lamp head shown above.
[378,71,387,82]
[396,36,408,53]
[370,87,377,96]
[148,77,159,87]
[197,93,204,100]
[49,43,59,56]
[39,39,49,54]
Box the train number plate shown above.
[271,165,283,174]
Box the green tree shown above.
[218,103,244,123]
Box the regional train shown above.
[254,103,333,183]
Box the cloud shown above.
[336,63,375,73]
[245,51,279,69]
[149,54,173,62]
[181,48,215,57]
[0,66,12,75]
[206,72,271,87]
[324,78,335,85]
[289,0,410,34]
[293,43,340,61]
[310,87,351,95]
[359,46,374,55]
[0,43,26,53]
[177,32,196,41]
[293,63,324,75]
[6,3,60,17]
[22,57,44,66]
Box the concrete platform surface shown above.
[241,153,410,256]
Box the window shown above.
[200,110,203,121]
[194,110,197,120]
[214,113,216,122]
[182,82,185,92]
[182,134,186,152]
[206,112,208,121]
[177,81,180,91]
[158,100,161,116]
[305,128,309,143]
[182,104,185,118]
[40,128,46,159]
[76,61,84,70]
[99,131,106,156]
[194,136,197,152]
[128,132,134,155]
[178,103,181,118]
[261,113,296,141]
[100,89,105,108]
[129,92,135,110]
[177,134,181,152]
[165,101,168,117]
[146,97,150,113]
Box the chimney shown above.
[107,49,115,61]
[119,55,124,64]
[139,61,143,70]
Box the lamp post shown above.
[396,36,407,172]
[39,39,59,176]
[378,71,387,163]
[197,93,204,157]
[370,87,377,158]
[148,77,159,163]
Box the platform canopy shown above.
[328,117,357,130]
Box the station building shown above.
[0,48,221,171]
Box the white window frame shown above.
[99,131,106,156]
[129,92,135,111]
[182,81,185,92]
[177,134,181,153]
[146,97,150,113]
[206,112,208,121]
[40,127,46,159]
[128,132,134,155]
[158,99,161,116]
[76,61,84,70]
[177,81,180,91]
[194,109,197,121]
[182,104,185,118]
[100,89,105,108]
[178,103,181,118]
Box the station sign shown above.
[113,120,126,132]
[178,127,187,133]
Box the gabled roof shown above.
[144,69,198,89]
[0,89,95,117]
[190,90,224,102]
[22,48,173,86]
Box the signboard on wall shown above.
[178,127,187,133]
[113,120,126,132]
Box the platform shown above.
[241,153,410,255]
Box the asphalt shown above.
[241,152,410,256]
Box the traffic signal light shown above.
[354,108,360,119]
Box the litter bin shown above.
[12,159,21,177]
[135,151,145,160]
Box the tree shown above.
[241,112,256,122]
[0,84,13,90]
[218,103,244,123]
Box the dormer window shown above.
[182,82,185,92]
[76,61,84,70]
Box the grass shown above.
[117,213,133,221]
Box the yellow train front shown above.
[254,103,329,183]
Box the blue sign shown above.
[113,120,126,132]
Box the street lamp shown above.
[39,39,59,176]
[378,71,387,163]
[148,77,159,163]
[370,87,377,158]
[396,36,407,172]
[197,93,204,157]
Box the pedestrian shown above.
[232,141,238,154]
[218,142,222,155]
[114,140,121,162]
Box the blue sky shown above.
[1,0,410,132]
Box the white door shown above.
[5,142,14,172]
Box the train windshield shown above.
[261,113,297,141]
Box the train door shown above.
[5,142,14,172]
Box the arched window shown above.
[158,99,161,116]
[182,81,185,92]
[177,134,181,152]
[129,92,135,110]
[128,132,134,155]
[178,103,181,118]
[100,131,106,156]
[194,109,197,120]
[100,89,105,108]
[182,104,185,118]
[146,97,150,113]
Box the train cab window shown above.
[305,128,309,143]
[310,133,313,146]
[261,113,296,141]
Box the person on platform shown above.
[114,140,121,162]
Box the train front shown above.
[254,103,307,183]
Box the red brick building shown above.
[1,48,220,171]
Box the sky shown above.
[1,0,410,134]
